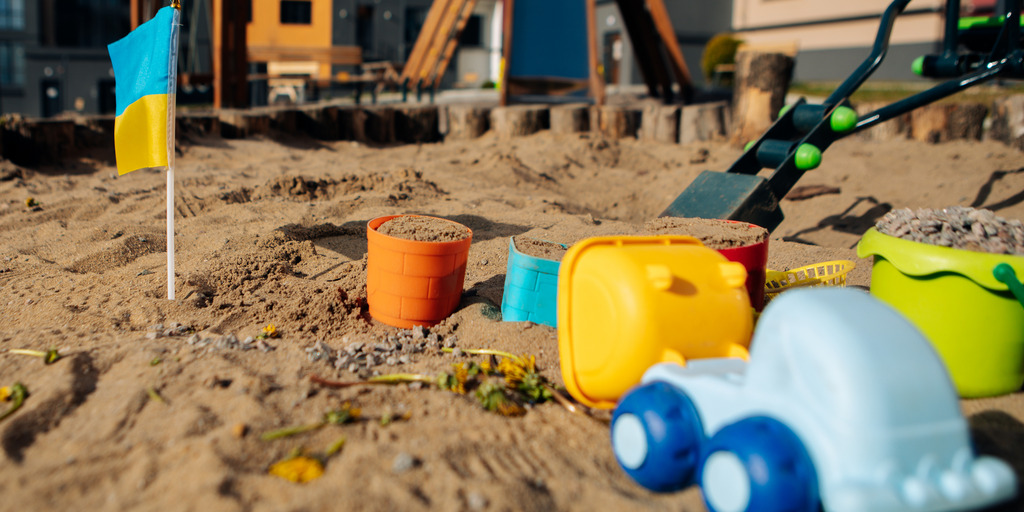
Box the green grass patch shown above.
[789,81,1024,106]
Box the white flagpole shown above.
[167,1,182,300]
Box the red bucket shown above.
[716,225,769,311]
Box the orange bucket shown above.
[366,215,473,328]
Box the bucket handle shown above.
[993,263,1024,310]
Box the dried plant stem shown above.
[310,373,434,388]
[8,348,61,364]
[441,347,525,365]
[543,384,580,415]
[261,422,325,441]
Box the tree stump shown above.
[910,103,988,143]
[549,104,591,134]
[639,104,681,143]
[854,101,909,142]
[353,106,396,145]
[490,105,549,138]
[445,104,491,140]
[590,105,640,139]
[730,51,794,146]
[395,105,440,143]
[219,110,270,139]
[679,101,728,144]
[988,95,1024,152]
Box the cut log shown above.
[490,105,549,138]
[730,51,794,146]
[988,95,1024,151]
[909,103,988,143]
[299,105,353,140]
[590,105,640,139]
[639,104,680,143]
[219,109,270,139]
[353,106,396,145]
[679,101,728,144]
[549,104,590,134]
[445,104,491,140]
[395,105,440,143]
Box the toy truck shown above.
[610,288,1017,512]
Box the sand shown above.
[1,124,1024,511]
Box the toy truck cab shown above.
[611,288,1017,512]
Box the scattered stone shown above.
[466,491,489,511]
[875,206,1024,255]
[305,340,334,362]
[392,452,419,473]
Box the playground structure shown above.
[399,0,694,106]
[661,0,1024,232]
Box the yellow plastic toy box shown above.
[557,235,754,409]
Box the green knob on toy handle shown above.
[745,140,756,152]
[779,104,793,118]
[829,106,858,133]
[912,56,925,77]
[993,263,1024,310]
[794,144,822,171]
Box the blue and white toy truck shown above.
[611,288,1017,512]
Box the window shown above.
[280,1,311,24]
[0,0,24,30]
[0,42,24,86]
[459,15,482,48]
[48,0,128,48]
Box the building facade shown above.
[1,0,129,118]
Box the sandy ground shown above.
[1,120,1024,511]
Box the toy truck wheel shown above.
[699,417,818,512]
[611,381,704,492]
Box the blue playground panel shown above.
[508,0,590,81]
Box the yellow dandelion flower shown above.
[269,455,324,483]
[498,357,527,386]
[25,197,38,208]
[450,364,470,395]
[262,324,279,338]
[0,386,10,402]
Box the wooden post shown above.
[550,104,590,134]
[446,104,492,139]
[213,0,248,109]
[988,95,1024,151]
[591,105,639,139]
[499,0,515,106]
[679,101,728,144]
[640,104,680,143]
[730,51,793,146]
[585,0,606,107]
[491,105,549,138]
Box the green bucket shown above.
[857,228,1024,397]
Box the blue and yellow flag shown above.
[107,5,180,175]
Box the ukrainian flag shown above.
[107,5,180,175]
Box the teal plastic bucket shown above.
[501,237,565,327]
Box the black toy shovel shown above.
[660,0,1023,232]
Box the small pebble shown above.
[466,491,488,511]
[392,452,419,473]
